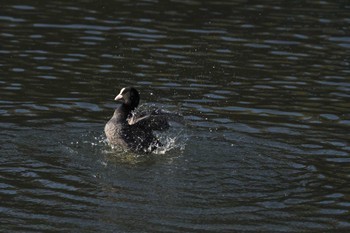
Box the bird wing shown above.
[128,113,170,131]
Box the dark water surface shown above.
[1,0,350,232]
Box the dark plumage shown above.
[104,87,170,152]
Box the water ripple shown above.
[1,0,350,232]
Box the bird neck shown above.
[114,103,135,121]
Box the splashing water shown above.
[129,103,188,154]
[67,104,188,161]
[152,127,188,155]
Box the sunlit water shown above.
[1,0,350,232]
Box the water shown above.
[1,0,350,232]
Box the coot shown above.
[105,87,170,152]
